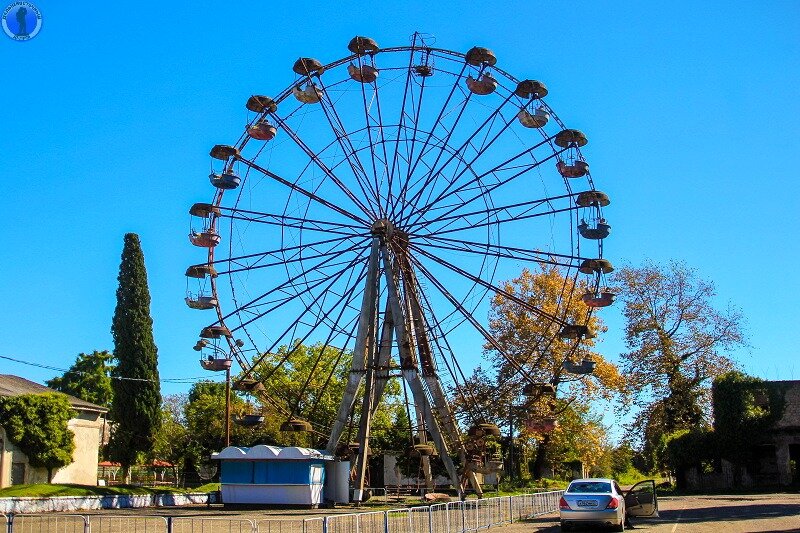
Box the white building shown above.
[0,375,107,487]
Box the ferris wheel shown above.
[185,34,612,499]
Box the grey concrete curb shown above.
[0,491,218,513]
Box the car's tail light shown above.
[559,497,570,510]
[606,496,619,509]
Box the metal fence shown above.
[2,491,563,533]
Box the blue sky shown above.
[2,1,799,405]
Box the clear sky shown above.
[2,1,799,403]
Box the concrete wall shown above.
[773,381,800,486]
[0,427,11,487]
[382,454,452,487]
[0,410,104,488]
[775,381,800,429]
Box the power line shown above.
[0,354,219,385]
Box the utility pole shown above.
[225,367,231,447]
[508,404,514,485]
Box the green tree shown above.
[538,400,608,479]
[614,260,744,470]
[247,341,403,450]
[183,381,275,467]
[46,351,114,408]
[610,443,635,476]
[150,394,190,472]
[0,393,76,482]
[108,233,162,482]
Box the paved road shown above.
[8,493,799,532]
[500,494,800,532]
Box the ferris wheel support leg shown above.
[326,238,381,455]
[402,267,435,490]
[404,269,484,498]
[420,372,484,497]
[402,369,462,497]
[381,247,463,496]
[369,300,395,417]
[353,339,377,503]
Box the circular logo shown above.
[2,2,42,41]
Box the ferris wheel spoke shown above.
[409,192,577,234]
[409,255,538,384]
[389,71,428,221]
[222,213,363,238]
[221,239,367,275]
[222,263,354,326]
[415,203,579,239]
[408,145,568,227]
[393,62,470,219]
[421,234,587,263]
[218,206,364,234]
[217,241,367,322]
[410,244,565,324]
[399,92,517,227]
[315,78,383,217]
[385,48,419,218]
[233,250,366,332]
[401,134,559,226]
[235,155,370,226]
[306,317,360,429]
[352,66,388,219]
[413,277,486,422]
[412,237,585,269]
[212,234,363,272]
[414,117,508,221]
[388,132,446,213]
[360,64,395,217]
[231,266,363,374]
[219,233,366,273]
[239,258,370,382]
[397,91,476,224]
[288,279,363,419]
[260,116,377,222]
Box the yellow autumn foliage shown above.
[487,264,628,403]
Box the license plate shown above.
[576,500,598,507]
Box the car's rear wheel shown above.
[613,520,625,532]
[559,521,571,532]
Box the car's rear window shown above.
[566,481,612,493]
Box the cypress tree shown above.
[109,233,162,482]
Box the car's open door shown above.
[624,479,659,518]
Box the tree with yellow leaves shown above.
[483,264,628,479]
[613,260,744,470]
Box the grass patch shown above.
[615,467,663,487]
[0,484,218,498]
[193,483,220,493]
[498,478,569,494]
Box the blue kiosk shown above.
[212,445,335,507]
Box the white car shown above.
[559,478,659,531]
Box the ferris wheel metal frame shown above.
[186,33,613,500]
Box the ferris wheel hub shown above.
[370,218,394,238]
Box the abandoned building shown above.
[684,379,800,489]
[0,375,107,487]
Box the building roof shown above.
[212,445,333,461]
[0,374,108,413]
